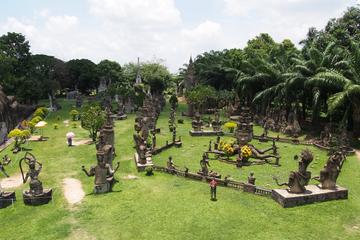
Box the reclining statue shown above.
[273,149,313,193]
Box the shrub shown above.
[70,109,80,121]
[241,145,252,158]
[145,166,154,176]
[56,115,61,121]
[53,124,59,130]
[72,123,77,128]
[33,107,48,118]
[8,128,31,151]
[224,121,237,133]
[31,116,43,124]
[177,119,184,124]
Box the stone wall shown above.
[0,87,34,144]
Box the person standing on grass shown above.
[210,178,217,201]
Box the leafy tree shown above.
[66,59,99,93]
[185,85,216,111]
[81,105,106,141]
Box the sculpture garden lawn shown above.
[1,99,360,240]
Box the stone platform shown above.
[0,191,16,208]
[111,114,127,120]
[272,185,348,208]
[189,130,224,136]
[23,189,53,206]
[134,152,154,171]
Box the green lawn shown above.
[1,99,360,240]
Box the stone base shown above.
[134,153,153,172]
[111,114,127,120]
[94,182,110,194]
[174,141,182,148]
[189,130,224,136]
[0,191,16,208]
[23,189,52,206]
[272,185,348,208]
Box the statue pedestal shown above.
[23,189,52,206]
[111,114,127,120]
[134,153,153,172]
[272,185,348,208]
[189,130,224,137]
[0,191,16,208]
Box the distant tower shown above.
[135,57,142,85]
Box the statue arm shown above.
[23,172,29,183]
[82,166,92,177]
[114,162,120,173]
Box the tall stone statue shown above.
[82,156,120,194]
[19,152,52,205]
[314,151,345,189]
[273,149,313,193]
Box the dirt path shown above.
[0,173,23,189]
[356,150,360,162]
[62,178,85,205]
[72,139,92,146]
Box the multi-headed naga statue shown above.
[273,149,313,193]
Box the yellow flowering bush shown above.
[219,140,235,156]
[241,145,252,158]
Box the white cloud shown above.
[45,15,78,32]
[1,17,37,38]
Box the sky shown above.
[0,0,359,72]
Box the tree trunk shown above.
[352,105,360,137]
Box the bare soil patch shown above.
[0,173,23,189]
[62,178,85,205]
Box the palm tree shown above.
[308,40,360,136]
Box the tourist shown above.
[210,178,217,201]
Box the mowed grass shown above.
[0,99,360,240]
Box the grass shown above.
[0,99,360,240]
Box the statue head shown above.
[299,149,313,172]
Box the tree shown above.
[66,59,99,93]
[185,85,217,112]
[81,105,106,141]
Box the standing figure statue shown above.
[19,152,52,205]
[82,156,120,194]
[198,153,210,176]
[273,149,313,193]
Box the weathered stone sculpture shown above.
[211,111,222,132]
[82,156,120,194]
[314,151,345,189]
[274,149,313,193]
[248,172,256,185]
[20,152,52,205]
[192,112,203,132]
[234,104,253,146]
[0,160,16,208]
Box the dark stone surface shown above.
[0,191,16,208]
[23,189,52,206]
[272,185,348,208]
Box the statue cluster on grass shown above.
[83,109,119,194]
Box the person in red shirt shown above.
[210,178,217,201]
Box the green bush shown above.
[72,122,77,128]
[33,107,49,118]
[31,116,43,124]
[224,121,237,133]
[53,124,59,130]
[70,109,80,121]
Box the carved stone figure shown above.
[192,112,203,132]
[82,156,120,194]
[212,111,222,132]
[274,149,313,193]
[199,153,210,176]
[248,172,256,185]
[314,151,345,189]
[0,160,16,208]
[19,152,52,205]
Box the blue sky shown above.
[0,0,358,72]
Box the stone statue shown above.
[82,155,120,194]
[248,172,256,185]
[19,152,52,205]
[192,112,203,132]
[167,156,177,171]
[199,153,210,176]
[212,111,222,132]
[314,151,345,189]
[0,161,16,208]
[274,149,313,193]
